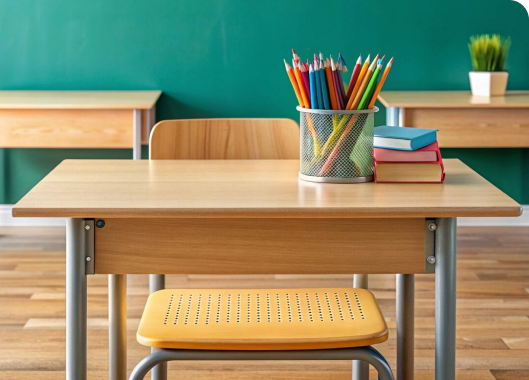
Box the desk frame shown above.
[66,216,457,380]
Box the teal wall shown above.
[0,0,528,204]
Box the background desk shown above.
[0,91,161,206]
[13,159,521,380]
[0,91,161,156]
[378,91,529,147]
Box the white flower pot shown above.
[469,71,508,97]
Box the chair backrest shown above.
[149,118,300,160]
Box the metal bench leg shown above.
[129,347,394,380]
[353,274,370,380]
[149,274,167,380]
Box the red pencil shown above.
[299,62,311,103]
[346,55,362,100]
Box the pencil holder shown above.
[298,106,378,183]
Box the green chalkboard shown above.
[0,0,528,204]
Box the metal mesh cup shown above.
[298,106,378,183]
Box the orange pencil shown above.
[367,57,393,109]
[294,60,311,108]
[349,55,379,110]
[346,54,370,109]
[284,60,304,106]
[324,59,338,110]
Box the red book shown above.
[374,142,440,162]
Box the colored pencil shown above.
[338,53,348,73]
[330,57,344,109]
[292,49,299,64]
[284,60,304,106]
[313,56,323,109]
[293,59,311,108]
[284,50,392,112]
[346,55,362,100]
[324,59,338,110]
[358,59,383,110]
[318,53,331,110]
[308,64,318,110]
[350,55,379,110]
[318,115,359,175]
[367,57,393,109]
[299,62,311,104]
[336,54,347,102]
[346,54,370,109]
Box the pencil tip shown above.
[366,54,371,62]
[292,49,296,55]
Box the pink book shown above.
[374,142,440,162]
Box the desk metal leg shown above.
[352,275,369,380]
[386,107,399,126]
[150,275,167,380]
[435,218,457,380]
[133,109,142,160]
[109,275,127,380]
[397,274,414,380]
[66,219,87,380]
[146,107,156,139]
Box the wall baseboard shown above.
[0,204,526,227]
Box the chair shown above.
[132,118,393,380]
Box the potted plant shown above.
[468,34,511,97]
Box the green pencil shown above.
[358,60,382,110]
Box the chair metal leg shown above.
[66,219,88,380]
[129,347,394,380]
[109,274,127,380]
[149,274,167,380]
[353,274,369,380]
[397,274,415,380]
[435,218,457,380]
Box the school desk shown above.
[378,91,529,147]
[12,159,521,380]
[0,90,161,157]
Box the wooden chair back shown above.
[149,118,299,160]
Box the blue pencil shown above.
[313,56,323,109]
[318,53,331,110]
[308,63,317,110]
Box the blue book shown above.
[374,126,438,151]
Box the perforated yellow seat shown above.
[137,288,388,351]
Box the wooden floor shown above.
[0,226,528,379]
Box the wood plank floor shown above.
[0,226,528,379]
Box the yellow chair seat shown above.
[137,288,388,350]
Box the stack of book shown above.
[373,126,445,183]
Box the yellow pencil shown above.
[367,57,393,109]
[346,54,370,110]
[350,55,379,110]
